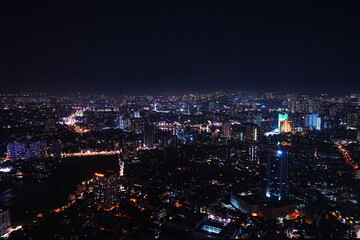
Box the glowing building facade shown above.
[249,144,260,163]
[28,141,47,158]
[222,122,231,138]
[7,141,47,160]
[307,113,322,130]
[7,142,27,160]
[280,120,293,133]
[118,116,131,132]
[244,123,261,142]
[278,114,288,131]
[93,172,118,209]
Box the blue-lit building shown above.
[261,146,288,200]
[278,113,288,131]
[118,118,131,132]
[7,141,47,160]
[254,113,262,127]
[28,141,47,158]
[7,142,27,160]
[307,113,322,130]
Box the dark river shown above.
[0,155,119,225]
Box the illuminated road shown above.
[335,142,358,169]
[63,109,90,133]
[63,150,120,157]
[1,225,23,239]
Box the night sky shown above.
[1,1,360,93]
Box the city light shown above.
[1,0,359,238]
[0,167,11,173]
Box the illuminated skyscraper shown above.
[261,147,288,200]
[0,209,11,235]
[249,144,260,163]
[280,120,292,133]
[7,141,47,160]
[347,111,359,129]
[118,117,131,132]
[134,111,141,118]
[222,122,231,138]
[7,142,27,160]
[253,113,262,126]
[28,141,47,158]
[244,123,261,142]
[131,118,145,134]
[144,124,155,148]
[93,172,118,209]
[278,114,288,131]
[118,154,124,177]
[307,113,322,130]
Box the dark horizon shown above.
[1,1,360,93]
[0,89,356,97]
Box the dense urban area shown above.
[0,91,359,239]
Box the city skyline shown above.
[1,1,360,239]
[0,90,359,238]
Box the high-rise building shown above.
[7,142,27,160]
[278,114,288,131]
[144,124,155,148]
[222,122,231,138]
[264,92,274,99]
[248,144,260,163]
[280,120,293,133]
[0,209,11,235]
[93,172,118,209]
[355,169,360,180]
[244,123,261,142]
[44,118,57,132]
[261,146,288,200]
[253,113,262,127]
[28,141,47,158]
[208,102,216,112]
[118,117,131,132]
[119,160,124,177]
[7,141,47,160]
[134,111,141,118]
[307,113,322,130]
[51,141,62,158]
[131,118,145,134]
[347,111,359,129]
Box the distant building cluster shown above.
[7,141,47,161]
[0,91,359,239]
